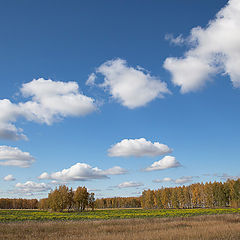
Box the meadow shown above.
[0,208,239,222]
[0,214,239,240]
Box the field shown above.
[0,214,239,240]
[0,208,240,222]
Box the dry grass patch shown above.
[0,214,239,240]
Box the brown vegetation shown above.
[141,178,240,209]
[0,214,239,240]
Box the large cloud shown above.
[0,79,96,140]
[39,163,127,182]
[144,156,181,171]
[164,0,240,93]
[117,181,143,188]
[88,59,170,108]
[108,138,172,157]
[0,146,35,167]
[15,181,51,193]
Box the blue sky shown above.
[0,0,240,199]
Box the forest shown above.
[0,178,239,210]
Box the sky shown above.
[0,0,240,199]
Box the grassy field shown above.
[0,208,239,222]
[0,214,239,239]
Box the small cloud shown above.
[117,181,143,188]
[165,34,185,45]
[3,174,16,181]
[86,73,96,86]
[153,177,173,183]
[153,176,196,185]
[108,138,172,157]
[102,166,128,175]
[174,176,193,184]
[144,156,181,171]
[0,145,35,168]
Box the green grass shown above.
[0,208,239,222]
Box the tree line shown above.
[0,198,38,209]
[95,197,141,208]
[141,178,240,209]
[0,178,239,210]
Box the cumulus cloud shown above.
[0,146,35,167]
[38,163,127,182]
[15,181,51,193]
[3,174,16,181]
[0,78,96,140]
[164,0,240,92]
[108,138,172,157]
[144,156,181,171]
[118,181,143,188]
[89,58,170,109]
[153,176,194,185]
[20,78,96,124]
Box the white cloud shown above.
[144,156,181,171]
[102,166,128,175]
[86,73,97,86]
[0,123,27,141]
[174,176,193,184]
[217,173,239,180]
[0,99,27,140]
[108,138,172,157]
[165,34,185,45]
[153,177,173,183]
[164,0,240,92]
[20,78,96,125]
[38,163,127,182]
[0,78,96,140]
[3,174,16,181]
[0,146,35,168]
[91,58,170,108]
[15,181,51,193]
[118,181,143,188]
[153,176,194,185]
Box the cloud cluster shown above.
[87,58,170,109]
[15,181,51,193]
[164,0,240,93]
[203,173,239,180]
[0,78,96,140]
[117,181,143,188]
[3,174,16,181]
[153,176,194,185]
[39,163,127,182]
[0,146,35,168]
[144,156,181,171]
[108,138,172,157]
